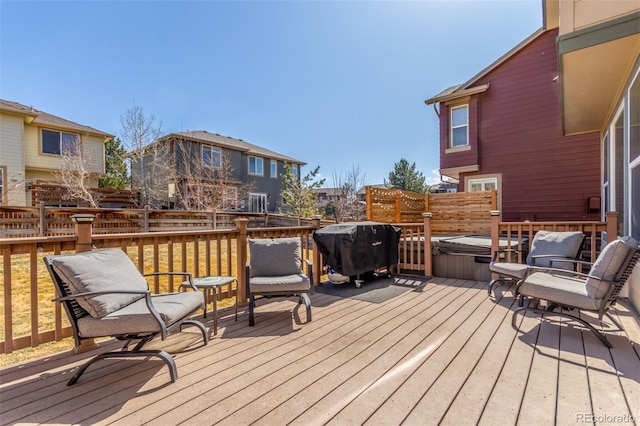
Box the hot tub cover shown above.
[313,221,401,277]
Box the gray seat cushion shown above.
[489,262,528,279]
[249,273,310,294]
[248,238,302,277]
[517,271,598,311]
[51,248,148,318]
[76,291,204,338]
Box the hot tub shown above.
[402,235,527,281]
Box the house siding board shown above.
[442,29,600,220]
[0,114,26,205]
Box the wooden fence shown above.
[0,205,326,238]
[366,186,497,234]
[31,184,140,208]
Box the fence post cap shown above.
[70,214,96,224]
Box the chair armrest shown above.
[53,289,169,338]
[491,248,525,264]
[534,257,592,272]
[520,265,615,285]
[144,271,196,290]
[53,289,149,302]
[303,258,314,289]
[246,262,251,293]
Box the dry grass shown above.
[0,241,238,368]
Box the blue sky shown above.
[0,0,542,186]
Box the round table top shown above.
[181,276,236,288]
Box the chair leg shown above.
[67,350,178,386]
[300,293,312,323]
[181,319,209,345]
[488,279,498,295]
[512,305,613,348]
[249,295,255,326]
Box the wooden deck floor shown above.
[1,276,639,426]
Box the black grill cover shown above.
[313,221,401,277]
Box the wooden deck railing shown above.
[0,210,619,356]
[0,216,322,355]
[394,211,618,276]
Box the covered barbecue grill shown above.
[313,221,401,287]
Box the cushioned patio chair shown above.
[45,248,208,386]
[488,230,585,296]
[246,237,313,326]
[512,236,639,348]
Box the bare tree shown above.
[53,136,101,207]
[170,138,254,211]
[331,164,368,221]
[3,171,25,205]
[120,102,165,207]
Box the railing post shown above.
[39,201,46,237]
[423,213,432,277]
[70,214,97,352]
[71,214,95,253]
[605,211,618,245]
[235,218,249,305]
[366,186,372,220]
[395,191,401,223]
[490,210,501,280]
[144,205,150,232]
[312,215,322,286]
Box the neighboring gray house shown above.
[130,131,305,212]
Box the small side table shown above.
[181,276,237,335]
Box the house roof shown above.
[165,130,306,165]
[425,28,547,105]
[313,187,343,195]
[0,99,114,138]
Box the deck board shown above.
[1,276,639,426]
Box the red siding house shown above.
[425,29,601,222]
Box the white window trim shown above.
[467,177,497,192]
[624,67,639,240]
[450,105,469,148]
[248,192,267,212]
[248,156,264,176]
[0,166,5,205]
[606,103,625,225]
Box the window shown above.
[249,193,267,212]
[292,164,298,177]
[270,160,277,178]
[202,146,221,168]
[248,156,263,176]
[602,132,610,213]
[605,106,626,235]
[467,177,497,192]
[450,105,469,147]
[41,129,79,156]
[628,69,639,240]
